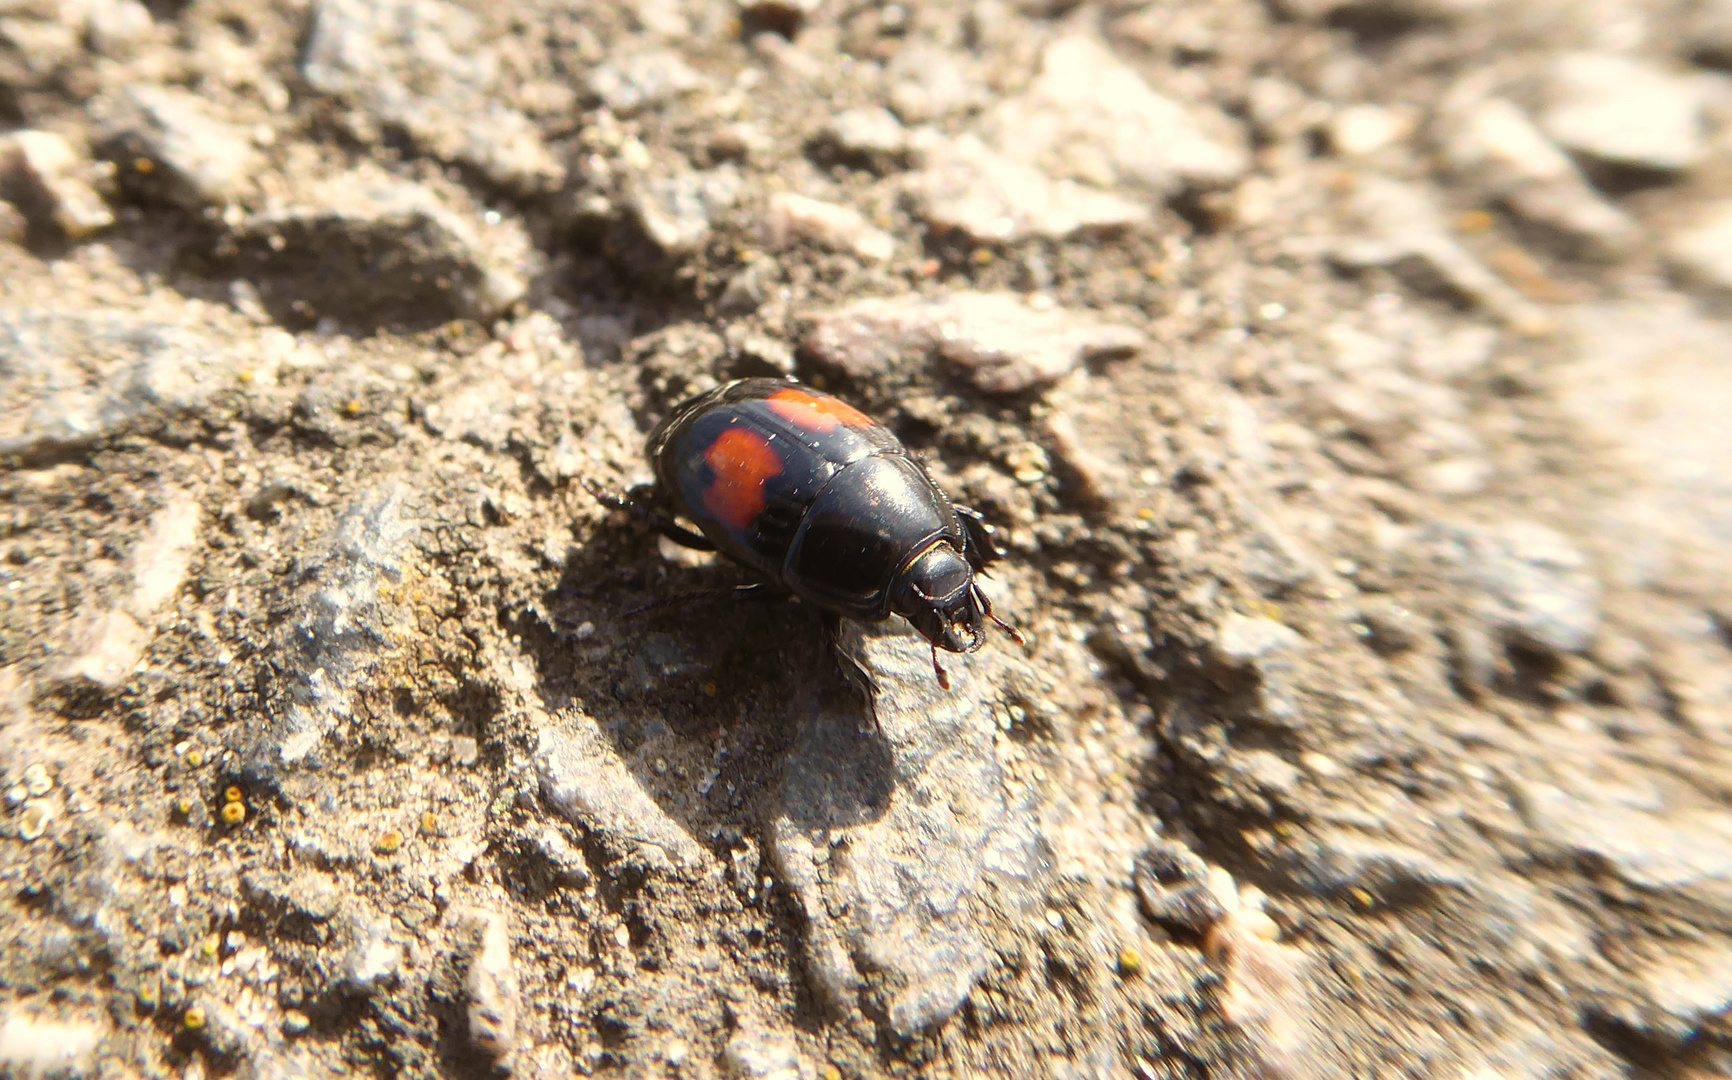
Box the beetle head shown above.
[893,542,985,654]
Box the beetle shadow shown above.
[776,680,897,834]
[528,542,895,867]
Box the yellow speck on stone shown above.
[702,681,719,697]
[374,829,404,854]
[1455,209,1495,234]
[419,812,438,836]
[223,786,243,804]
[220,800,246,826]
[343,400,363,417]
[185,748,205,768]
[1117,948,1143,977]
[972,248,993,266]
[133,157,154,174]
[183,1006,206,1031]
[820,1065,843,1080]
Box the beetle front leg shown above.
[954,505,1008,569]
[583,479,717,552]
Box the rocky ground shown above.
[1,0,1731,1076]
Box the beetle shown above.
[590,377,1022,688]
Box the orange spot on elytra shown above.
[702,428,783,531]
[766,388,872,432]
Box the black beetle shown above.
[591,377,1022,687]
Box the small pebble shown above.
[451,736,480,767]
[5,784,26,806]
[282,1010,310,1036]
[22,764,52,797]
[18,801,51,841]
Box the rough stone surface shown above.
[100,85,259,208]
[626,165,740,256]
[588,50,703,115]
[0,308,244,458]
[974,36,1249,197]
[1332,175,1549,331]
[821,107,910,167]
[0,131,113,238]
[1417,521,1601,656]
[1439,94,1639,259]
[1540,53,1706,174]
[762,192,894,262]
[911,133,1149,242]
[230,168,530,327]
[300,0,563,194]
[1665,199,1732,303]
[802,292,1145,392]
[767,622,1047,1036]
[1690,0,1732,66]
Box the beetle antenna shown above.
[987,612,1027,647]
[930,644,951,690]
[973,582,1028,646]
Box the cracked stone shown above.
[240,484,423,776]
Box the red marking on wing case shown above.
[702,427,784,531]
[765,387,873,433]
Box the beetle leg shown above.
[583,479,717,552]
[954,505,1007,568]
[930,644,952,690]
[730,582,784,603]
[822,613,881,729]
